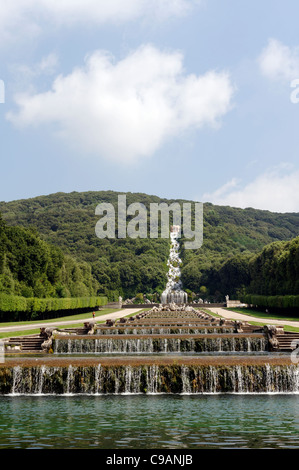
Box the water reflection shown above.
[0,395,299,449]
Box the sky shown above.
[1,0,299,213]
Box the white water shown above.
[53,336,267,354]
[161,226,188,304]
[8,363,299,395]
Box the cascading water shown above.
[1,228,296,399]
[161,225,188,304]
[94,326,236,335]
[53,335,267,354]
[4,363,299,395]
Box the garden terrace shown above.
[143,312,204,319]
[93,326,238,335]
[1,355,294,368]
[122,319,220,326]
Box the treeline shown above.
[182,236,299,301]
[0,213,100,299]
[0,192,172,299]
[0,190,298,301]
[0,209,169,303]
[247,236,299,296]
[239,294,299,310]
[91,238,169,299]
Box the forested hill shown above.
[0,213,100,299]
[0,190,298,299]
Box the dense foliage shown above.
[180,204,299,299]
[184,236,299,301]
[0,191,298,301]
[239,294,299,310]
[0,293,107,321]
[0,213,100,299]
[246,236,299,296]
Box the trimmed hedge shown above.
[0,293,108,315]
[240,294,299,310]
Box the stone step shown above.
[7,335,44,352]
[281,333,299,336]
[276,336,299,351]
[8,336,43,342]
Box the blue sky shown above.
[1,0,299,212]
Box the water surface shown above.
[1,394,299,449]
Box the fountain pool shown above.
[1,394,299,449]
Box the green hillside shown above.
[0,190,298,300]
[0,212,100,299]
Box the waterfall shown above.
[161,225,188,305]
[94,364,102,395]
[123,366,142,394]
[66,365,74,395]
[88,326,242,335]
[146,365,161,394]
[11,366,22,395]
[95,327,238,335]
[4,364,299,395]
[36,365,46,395]
[181,365,192,394]
[53,336,267,354]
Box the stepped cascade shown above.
[2,302,299,395]
[161,226,188,305]
[2,233,299,395]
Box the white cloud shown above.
[202,165,299,213]
[9,53,60,95]
[0,0,200,44]
[42,0,196,23]
[258,38,299,82]
[11,53,59,79]
[7,45,234,163]
[37,54,59,74]
[0,1,40,43]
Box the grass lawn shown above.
[227,307,299,323]
[200,308,299,333]
[0,308,148,340]
[196,308,221,318]
[0,329,41,339]
[0,308,122,329]
[246,321,299,333]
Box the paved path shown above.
[209,307,299,328]
[0,309,143,334]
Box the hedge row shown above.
[240,294,299,309]
[0,293,108,314]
